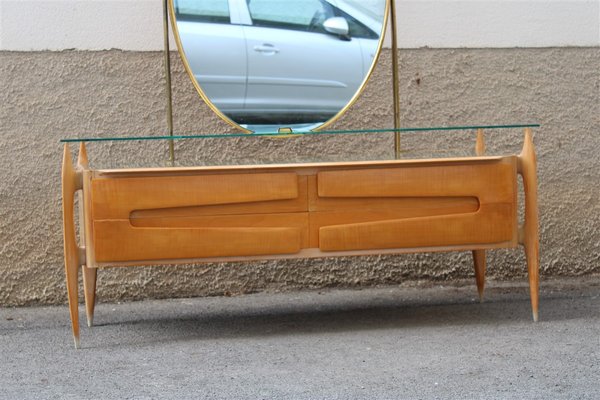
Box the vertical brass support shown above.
[390,0,401,158]
[163,0,175,166]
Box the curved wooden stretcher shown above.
[62,128,539,348]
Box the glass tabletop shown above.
[60,124,540,143]
[63,124,541,169]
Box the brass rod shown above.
[390,0,401,158]
[163,0,175,166]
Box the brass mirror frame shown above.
[167,0,392,133]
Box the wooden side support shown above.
[62,142,97,348]
[518,128,540,321]
[472,128,487,300]
[77,143,97,328]
[475,128,485,157]
[62,144,81,349]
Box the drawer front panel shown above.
[319,204,514,252]
[314,159,517,251]
[92,172,305,220]
[94,213,309,262]
[316,159,516,204]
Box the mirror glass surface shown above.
[171,0,388,132]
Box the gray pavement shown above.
[1,277,599,399]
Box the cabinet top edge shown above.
[93,156,515,177]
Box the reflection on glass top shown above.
[61,124,540,143]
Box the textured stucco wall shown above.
[0,48,598,306]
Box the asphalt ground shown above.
[1,276,599,399]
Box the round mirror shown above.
[170,0,389,133]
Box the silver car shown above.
[174,0,385,127]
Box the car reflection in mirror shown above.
[174,0,385,132]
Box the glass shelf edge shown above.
[60,124,541,143]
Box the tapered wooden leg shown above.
[82,266,97,327]
[472,250,486,302]
[524,241,539,322]
[65,257,80,349]
[518,128,540,322]
[62,144,81,348]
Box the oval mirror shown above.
[170,0,389,133]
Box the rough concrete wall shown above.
[0,48,598,306]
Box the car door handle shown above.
[253,44,279,54]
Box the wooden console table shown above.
[61,126,539,348]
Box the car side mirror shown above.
[323,17,350,40]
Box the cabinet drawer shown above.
[91,171,310,263]
[316,160,516,204]
[318,204,515,252]
[94,213,309,262]
[92,172,307,220]
[313,159,517,251]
